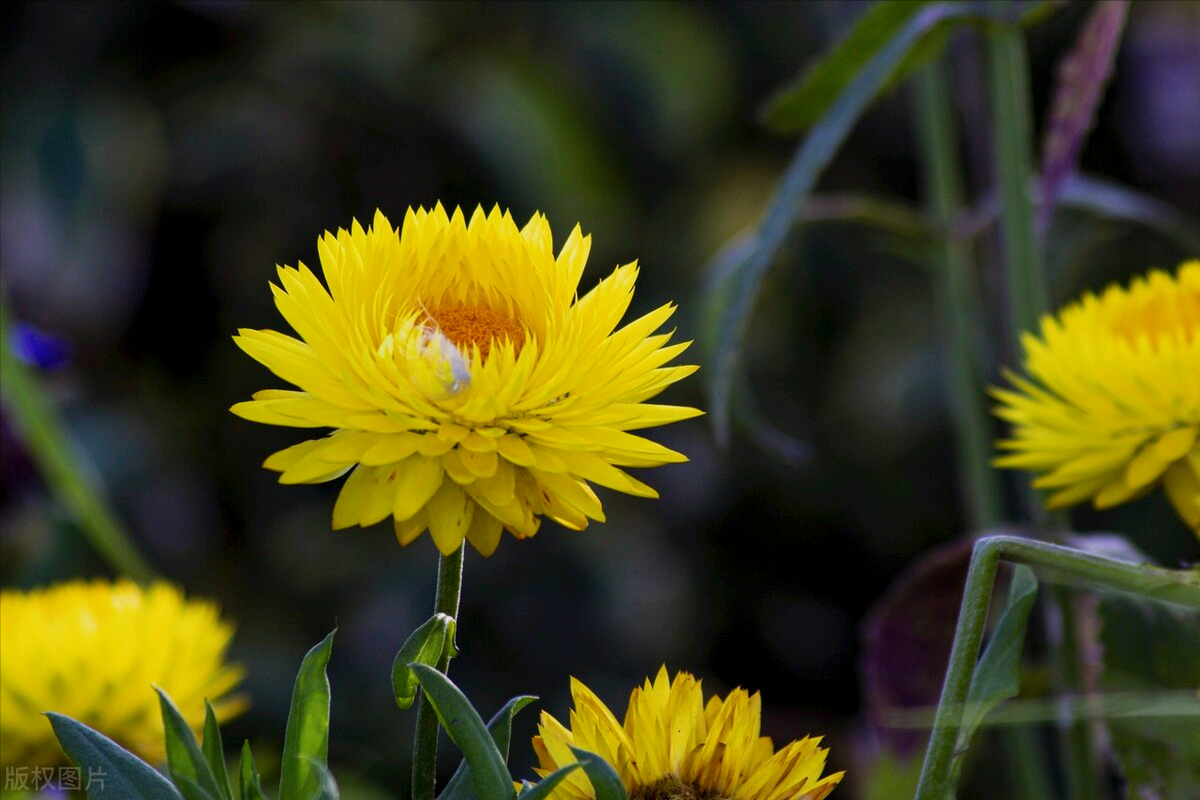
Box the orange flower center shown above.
[425,305,525,360]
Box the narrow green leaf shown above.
[568,747,628,800]
[155,686,225,800]
[280,630,336,800]
[517,763,583,800]
[760,0,938,134]
[950,565,1039,778]
[393,613,456,710]
[707,1,1001,443]
[46,712,184,800]
[439,695,538,800]
[410,663,514,800]
[202,701,233,800]
[760,1,1062,134]
[239,741,268,800]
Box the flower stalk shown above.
[411,543,466,800]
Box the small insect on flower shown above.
[232,205,702,556]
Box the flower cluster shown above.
[232,205,701,556]
[0,579,245,767]
[533,667,843,800]
[993,260,1200,533]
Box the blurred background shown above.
[2,1,1198,798]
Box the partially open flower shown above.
[232,205,700,556]
[530,667,843,800]
[0,579,245,767]
[992,260,1200,534]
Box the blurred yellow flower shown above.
[531,667,842,800]
[992,260,1200,534]
[0,579,245,767]
[232,205,700,556]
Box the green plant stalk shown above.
[0,301,156,581]
[1051,585,1103,800]
[987,20,1096,798]
[411,544,466,800]
[914,534,1200,800]
[987,21,1048,342]
[915,54,1047,800]
[914,59,1004,531]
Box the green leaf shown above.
[410,663,514,800]
[516,763,584,800]
[706,1,1024,443]
[950,565,1039,780]
[239,741,268,800]
[46,712,184,800]
[439,695,538,800]
[760,1,1061,134]
[280,630,336,800]
[760,0,940,134]
[155,686,226,800]
[568,747,628,800]
[1099,597,1200,799]
[393,613,457,710]
[202,702,234,800]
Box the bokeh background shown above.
[3,2,1198,798]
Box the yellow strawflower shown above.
[232,204,700,556]
[992,260,1200,534]
[530,667,843,800]
[0,579,246,767]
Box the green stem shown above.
[915,535,1200,800]
[0,301,156,582]
[914,59,1004,530]
[988,18,1094,796]
[1052,586,1103,800]
[411,544,466,800]
[987,20,1048,342]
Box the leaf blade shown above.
[439,695,538,800]
[46,712,184,800]
[155,686,225,800]
[393,613,456,710]
[568,747,628,800]
[411,663,514,800]
[239,741,268,800]
[280,630,336,800]
[950,565,1039,780]
[202,701,234,800]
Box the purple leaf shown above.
[1039,0,1130,232]
[859,537,975,757]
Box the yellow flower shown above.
[0,579,245,767]
[232,204,700,556]
[530,667,843,800]
[992,260,1200,534]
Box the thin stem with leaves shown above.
[411,544,466,800]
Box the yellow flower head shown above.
[531,668,843,800]
[232,204,700,556]
[0,579,246,767]
[992,260,1200,534]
